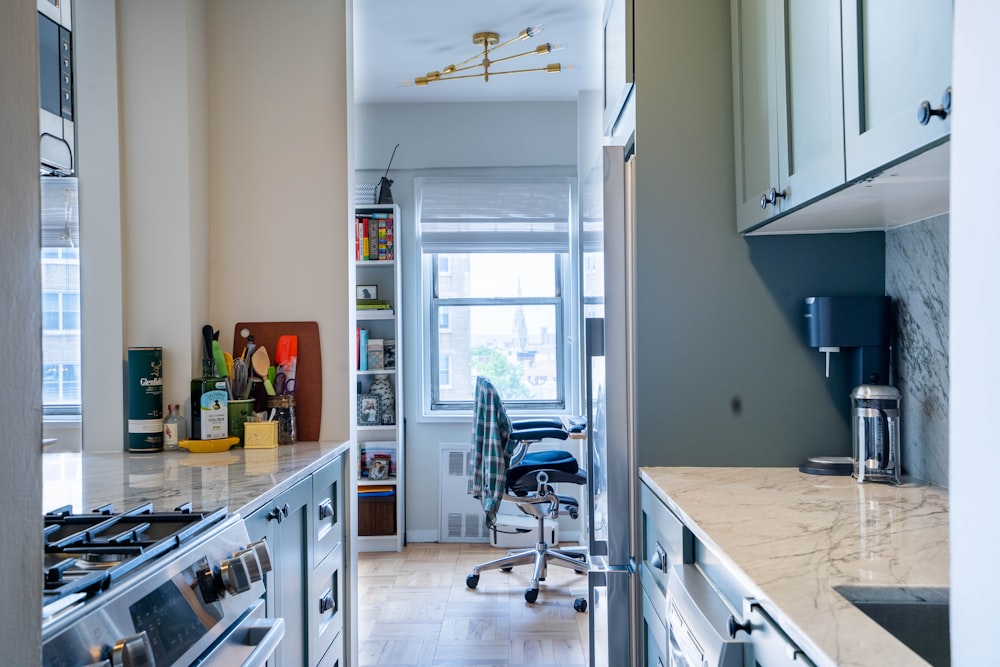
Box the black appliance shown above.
[42,503,282,666]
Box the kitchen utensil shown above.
[275,335,298,373]
[211,340,228,382]
[251,346,276,396]
[274,372,296,395]
[231,357,250,399]
[223,351,234,378]
[202,324,215,371]
[851,384,901,484]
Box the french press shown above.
[850,384,901,484]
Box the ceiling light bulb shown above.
[426,71,441,81]
[519,24,543,40]
[443,65,457,74]
[415,77,429,86]
[546,63,562,73]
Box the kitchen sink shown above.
[834,585,949,666]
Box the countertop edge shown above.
[234,441,351,517]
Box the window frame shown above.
[416,175,577,416]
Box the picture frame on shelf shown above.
[383,340,396,369]
[357,285,378,300]
[357,393,380,426]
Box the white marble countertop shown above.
[640,467,949,667]
[43,440,350,518]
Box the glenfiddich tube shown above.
[127,347,164,451]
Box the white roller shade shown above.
[417,177,571,253]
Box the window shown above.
[418,177,574,413]
[41,178,81,416]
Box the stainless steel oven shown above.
[665,564,747,666]
[42,504,281,666]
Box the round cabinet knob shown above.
[918,98,949,125]
[266,503,290,523]
[111,632,154,667]
[941,86,953,114]
[318,499,335,522]
[319,591,336,614]
[727,615,752,638]
[759,187,787,210]
[220,551,255,595]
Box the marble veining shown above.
[886,214,949,487]
[43,440,350,517]
[641,467,949,667]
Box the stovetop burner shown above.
[43,502,227,608]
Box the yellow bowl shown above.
[178,436,240,453]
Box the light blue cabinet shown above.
[244,455,347,667]
[732,0,845,232]
[841,0,953,179]
[732,0,953,233]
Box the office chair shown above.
[467,376,589,607]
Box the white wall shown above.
[949,1,1000,661]
[0,2,43,661]
[354,101,580,541]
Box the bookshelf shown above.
[353,203,404,552]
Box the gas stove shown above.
[42,503,282,666]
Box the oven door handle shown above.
[241,617,286,667]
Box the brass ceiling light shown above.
[412,25,564,86]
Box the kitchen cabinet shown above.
[245,454,347,667]
[732,0,953,234]
[731,0,845,232]
[841,0,953,180]
[353,203,405,552]
[602,0,634,136]
[640,479,815,667]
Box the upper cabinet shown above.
[841,0,953,179]
[732,0,953,234]
[732,0,845,231]
[602,0,634,137]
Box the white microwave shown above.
[38,0,75,175]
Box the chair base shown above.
[466,538,589,604]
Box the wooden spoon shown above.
[251,346,276,396]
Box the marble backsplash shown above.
[885,214,949,487]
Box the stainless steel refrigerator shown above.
[584,144,639,666]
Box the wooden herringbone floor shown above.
[357,543,591,666]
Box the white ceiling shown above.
[352,1,604,104]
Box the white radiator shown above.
[439,445,489,542]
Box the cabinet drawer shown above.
[313,457,343,568]
[316,631,344,667]
[639,483,693,606]
[642,587,668,667]
[309,543,344,667]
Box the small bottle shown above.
[163,404,186,451]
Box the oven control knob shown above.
[220,551,255,595]
[111,631,154,667]
[240,539,273,576]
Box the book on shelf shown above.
[357,327,368,371]
[366,338,384,370]
[356,299,391,310]
[354,211,394,261]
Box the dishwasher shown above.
[665,563,748,666]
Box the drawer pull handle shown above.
[266,503,289,523]
[319,499,335,521]
[319,590,336,614]
[650,543,667,573]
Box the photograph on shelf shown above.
[357,393,381,426]
[357,284,378,300]
[359,440,397,479]
[383,340,396,369]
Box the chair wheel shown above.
[574,597,588,613]
[524,588,538,604]
[466,574,479,589]
[501,566,513,573]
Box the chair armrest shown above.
[508,427,568,442]
[512,418,564,431]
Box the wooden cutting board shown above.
[233,321,321,442]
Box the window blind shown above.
[417,177,571,253]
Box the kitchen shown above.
[2,1,998,666]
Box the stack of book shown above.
[354,211,395,261]
[356,299,391,311]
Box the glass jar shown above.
[267,394,297,445]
